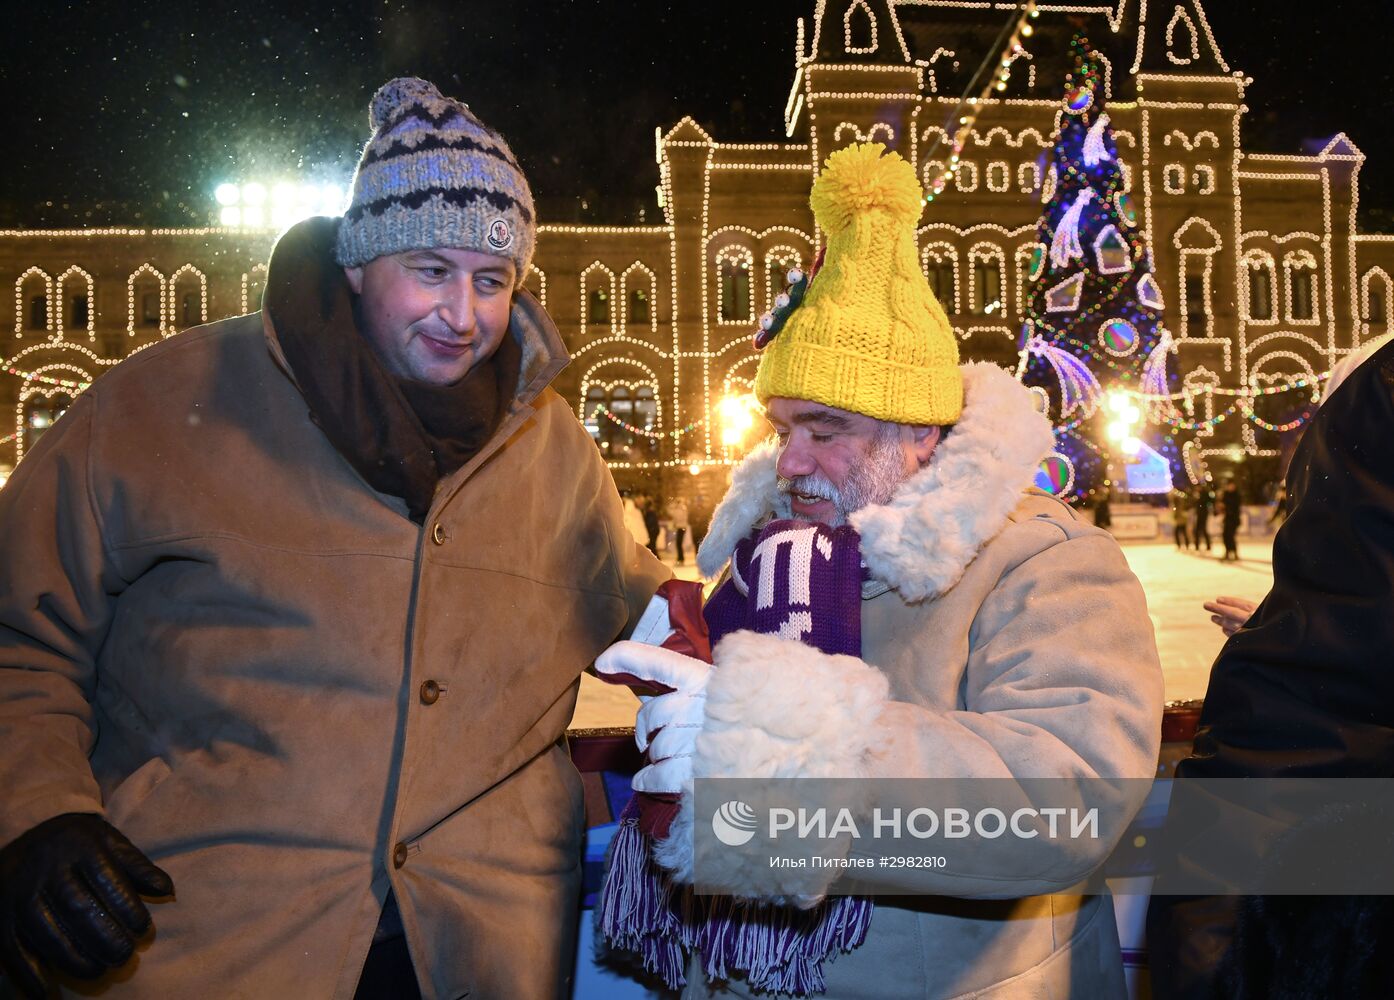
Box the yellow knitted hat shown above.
[754,142,962,426]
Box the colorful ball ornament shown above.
[1116,192,1139,228]
[1064,86,1094,115]
[1034,453,1076,496]
[1099,318,1140,356]
[1027,244,1046,282]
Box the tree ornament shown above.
[1116,192,1139,228]
[1100,318,1140,356]
[1027,243,1047,282]
[1138,273,1166,310]
[1046,272,1085,313]
[1141,330,1180,419]
[1026,335,1103,417]
[1050,189,1096,269]
[1093,226,1132,275]
[1034,453,1076,496]
[1017,27,1192,502]
[1083,113,1112,167]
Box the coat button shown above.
[392,842,408,869]
[431,522,446,545]
[420,679,441,705]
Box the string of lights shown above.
[1046,336,1331,400]
[1238,398,1316,433]
[3,366,90,390]
[1155,400,1316,434]
[589,405,706,440]
[922,2,1041,204]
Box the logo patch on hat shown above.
[486,218,512,251]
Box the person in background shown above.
[1192,483,1214,551]
[1093,491,1112,530]
[641,495,661,556]
[1172,488,1192,550]
[1267,482,1288,528]
[689,492,711,550]
[669,497,690,565]
[1220,480,1242,561]
[623,492,648,549]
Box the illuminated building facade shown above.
[4,0,1393,505]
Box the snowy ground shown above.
[1116,538,1274,703]
[568,537,1275,731]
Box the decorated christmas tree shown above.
[1019,29,1189,503]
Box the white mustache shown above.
[778,475,840,504]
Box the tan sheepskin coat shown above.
[0,286,667,998]
[672,363,1164,999]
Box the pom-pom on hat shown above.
[754,142,962,426]
[335,77,535,283]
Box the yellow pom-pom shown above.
[810,142,924,236]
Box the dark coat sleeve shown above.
[1148,340,1394,997]
[1188,343,1394,777]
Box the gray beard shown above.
[782,430,908,527]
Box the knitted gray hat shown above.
[335,77,535,282]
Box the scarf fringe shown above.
[598,807,874,996]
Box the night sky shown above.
[7,1,1393,228]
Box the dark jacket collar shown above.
[260,216,571,519]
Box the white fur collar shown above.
[696,362,1055,602]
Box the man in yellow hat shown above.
[596,143,1163,998]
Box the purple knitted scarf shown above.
[598,519,874,996]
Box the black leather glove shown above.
[0,813,173,999]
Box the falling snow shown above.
[3,1,1392,229]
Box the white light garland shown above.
[167,263,209,336]
[1240,250,1279,324]
[525,264,548,310]
[620,261,659,340]
[14,268,53,339]
[126,264,166,337]
[967,242,1006,314]
[0,0,1385,477]
[240,263,268,315]
[843,0,878,55]
[1281,250,1321,325]
[1050,189,1095,269]
[580,261,618,339]
[1082,113,1111,167]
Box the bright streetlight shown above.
[213,178,349,230]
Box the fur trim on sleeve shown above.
[653,630,889,892]
[851,362,1054,602]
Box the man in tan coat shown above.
[0,79,666,999]
[597,144,1163,997]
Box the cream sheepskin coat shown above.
[673,363,1164,999]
